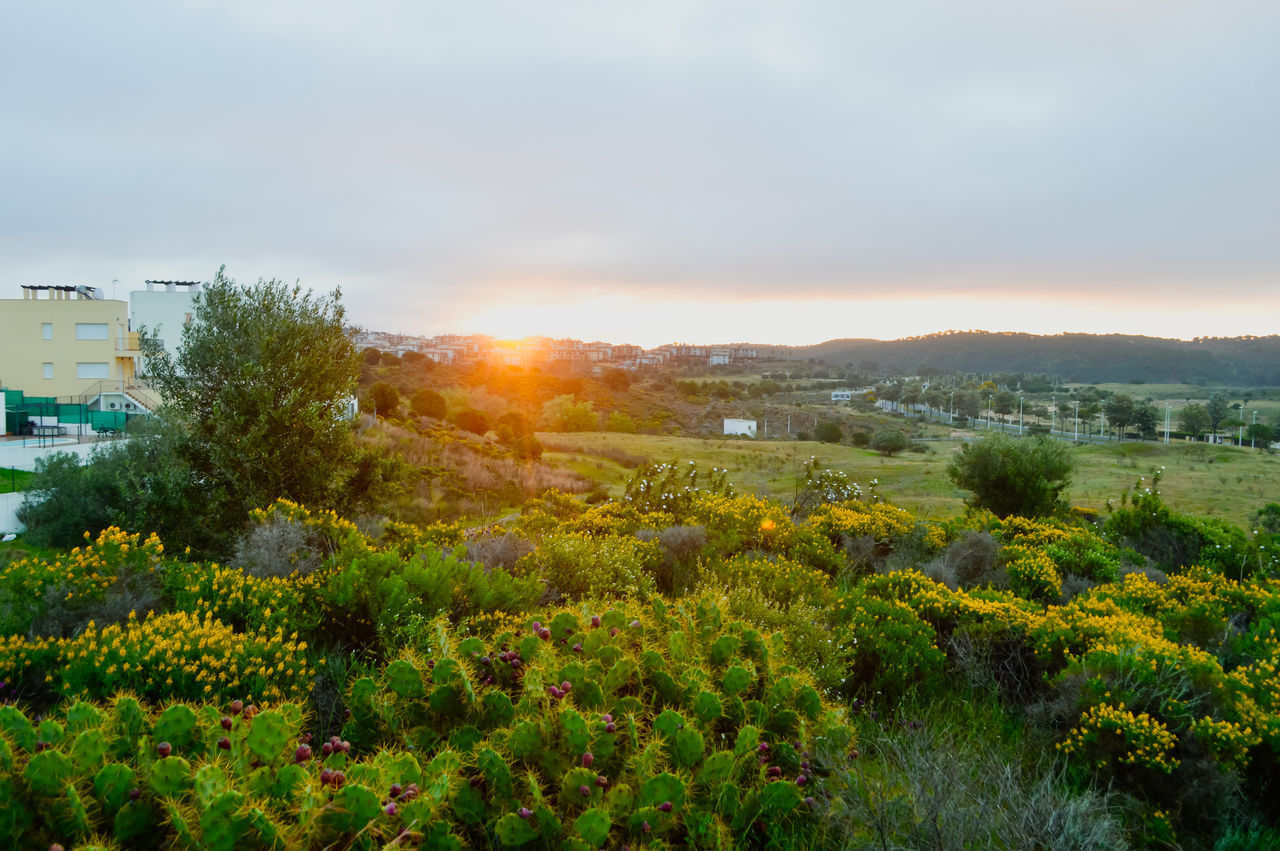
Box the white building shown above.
[723,418,757,438]
[130,280,202,366]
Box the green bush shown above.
[947,434,1075,518]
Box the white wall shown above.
[131,287,199,365]
[0,493,25,534]
[723,418,757,437]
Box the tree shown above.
[1179,404,1211,439]
[992,390,1017,422]
[1206,393,1231,433]
[368,381,401,418]
[602,369,631,392]
[1104,394,1135,438]
[1131,403,1159,440]
[869,428,910,456]
[954,390,981,422]
[1248,422,1274,449]
[452,409,490,435]
[541,394,597,432]
[141,267,394,550]
[946,433,1075,518]
[814,421,843,444]
[410,388,446,420]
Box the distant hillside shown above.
[789,332,1280,385]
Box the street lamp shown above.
[1253,410,1259,449]
[1018,394,1024,435]
[1051,396,1056,434]
[1073,400,1079,442]
[1164,404,1171,445]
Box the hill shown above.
[791,332,1280,385]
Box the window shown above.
[76,362,110,380]
[43,363,54,379]
[75,323,109,340]
[41,323,52,340]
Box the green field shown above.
[0,467,33,495]
[540,432,1279,528]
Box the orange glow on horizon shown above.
[446,290,1271,348]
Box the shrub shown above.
[833,589,945,701]
[515,533,661,600]
[605,411,637,433]
[947,434,1075,519]
[814,421,843,443]
[869,429,910,456]
[410,387,447,419]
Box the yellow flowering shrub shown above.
[707,553,834,610]
[1191,716,1261,770]
[808,502,917,543]
[1058,701,1181,775]
[53,610,311,704]
[166,561,327,635]
[514,532,660,600]
[1002,544,1063,602]
[0,527,166,634]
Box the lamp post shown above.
[949,389,955,425]
[1018,394,1024,435]
[987,395,992,431]
[1051,396,1056,434]
[1074,400,1079,442]
[1253,410,1259,449]
[1164,404,1171,445]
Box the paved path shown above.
[0,437,104,472]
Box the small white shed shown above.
[723,418,757,437]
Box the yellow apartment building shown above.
[0,285,141,400]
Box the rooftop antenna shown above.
[112,278,119,300]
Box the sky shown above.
[3,1,1279,348]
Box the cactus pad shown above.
[153,704,198,750]
[92,762,135,813]
[148,756,193,796]
[495,812,539,847]
[24,748,74,795]
[573,806,611,847]
[385,659,425,698]
[245,709,292,763]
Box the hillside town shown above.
[353,330,766,370]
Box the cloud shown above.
[2,1,1278,339]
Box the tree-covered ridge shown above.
[3,464,1280,847]
[796,331,1280,385]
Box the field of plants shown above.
[543,432,1279,529]
[3,455,1280,848]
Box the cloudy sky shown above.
[3,1,1278,346]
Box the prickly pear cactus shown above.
[245,709,291,764]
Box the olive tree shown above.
[946,433,1075,518]
[141,267,395,550]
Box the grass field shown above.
[0,468,33,495]
[540,432,1279,529]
